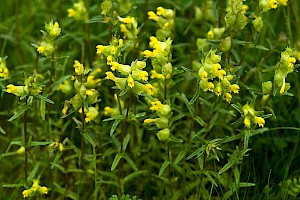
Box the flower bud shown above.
[157,128,170,141]
[262,81,273,94]
[220,37,232,52]
[155,117,169,128]
[162,63,172,76]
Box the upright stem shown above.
[167,143,172,198]
[24,97,28,185]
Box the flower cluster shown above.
[0,57,9,78]
[67,0,88,22]
[196,49,239,103]
[6,72,42,97]
[62,60,99,123]
[225,0,248,32]
[144,100,172,141]
[118,15,140,50]
[147,7,175,40]
[22,179,48,198]
[36,20,61,57]
[242,103,265,128]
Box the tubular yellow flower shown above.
[139,71,148,81]
[150,101,163,111]
[67,8,76,17]
[255,116,265,127]
[207,82,214,91]
[231,84,240,94]
[96,45,105,54]
[110,61,120,71]
[73,60,84,75]
[104,106,112,116]
[280,77,285,94]
[6,84,17,93]
[85,107,98,123]
[207,30,214,39]
[244,116,251,128]
[212,63,221,74]
[37,46,46,54]
[163,22,169,29]
[127,75,134,88]
[62,106,68,115]
[217,70,226,79]
[200,71,208,80]
[49,21,61,37]
[156,7,166,16]
[105,72,116,81]
[40,186,48,194]
[242,4,249,14]
[107,55,113,65]
[148,11,158,21]
[144,83,154,95]
[224,93,232,103]
[32,180,40,191]
[268,0,278,9]
[149,36,159,48]
[22,189,32,198]
[86,90,94,96]
[214,85,222,96]
[143,50,154,58]
[144,118,154,124]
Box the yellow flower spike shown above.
[278,0,288,5]
[105,72,115,81]
[254,116,265,127]
[217,70,226,79]
[207,82,214,91]
[67,8,76,17]
[127,75,134,88]
[156,7,166,16]
[214,85,222,97]
[22,189,32,198]
[144,83,154,95]
[37,46,46,54]
[244,116,251,128]
[96,45,105,54]
[224,93,232,103]
[231,84,240,94]
[144,118,154,124]
[207,30,214,39]
[139,71,148,81]
[268,0,278,9]
[200,71,208,80]
[143,50,154,58]
[148,11,158,21]
[150,101,163,111]
[40,186,48,194]
[242,4,249,14]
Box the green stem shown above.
[164,78,167,102]
[24,97,28,185]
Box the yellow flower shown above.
[143,50,154,58]
[86,90,94,96]
[37,46,46,54]
[96,45,105,54]
[6,84,17,93]
[207,82,214,91]
[268,0,278,9]
[231,84,240,94]
[217,70,226,79]
[22,189,32,198]
[139,71,148,81]
[0,68,9,78]
[118,16,135,24]
[280,77,285,94]
[254,116,265,127]
[73,60,85,75]
[110,61,120,71]
[244,116,251,128]
[49,21,61,37]
[156,7,166,16]
[85,107,98,123]
[163,22,169,29]
[241,4,249,14]
[149,36,159,48]
[67,8,76,17]
[105,72,115,81]
[127,75,134,88]
[107,55,113,65]
[32,180,39,191]
[148,11,158,21]
[207,30,214,39]
[214,85,222,96]
[144,118,154,124]
[17,146,25,154]
[150,101,163,112]
[40,186,48,194]
[200,71,208,80]
[144,83,154,96]
[104,106,112,116]
[224,93,232,103]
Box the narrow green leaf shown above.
[186,146,205,160]
[204,171,218,187]
[35,94,54,104]
[110,119,121,136]
[29,141,52,146]
[111,153,122,171]
[123,153,138,171]
[27,163,40,182]
[40,99,45,121]
[194,116,206,126]
[182,93,194,114]
[175,150,186,165]
[231,104,242,113]
[0,126,6,135]
[8,105,29,121]
[86,16,106,23]
[122,170,147,185]
[51,152,63,169]
[239,182,256,187]
[123,134,130,151]
[159,160,171,176]
[83,132,97,147]
[2,183,23,188]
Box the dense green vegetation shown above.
[0,0,300,199]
